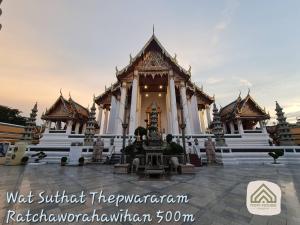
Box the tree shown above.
[0,105,27,126]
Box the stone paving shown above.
[0,164,300,225]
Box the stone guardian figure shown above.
[204,137,216,164]
[93,136,104,162]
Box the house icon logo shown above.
[247,181,281,216]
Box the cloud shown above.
[239,78,253,87]
[206,77,224,84]
[211,0,240,45]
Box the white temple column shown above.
[169,71,179,134]
[44,121,50,134]
[97,105,103,133]
[75,122,80,134]
[200,110,206,133]
[103,108,109,134]
[116,82,127,134]
[229,122,235,134]
[165,81,172,134]
[107,95,117,134]
[237,119,244,134]
[259,120,267,133]
[180,82,192,135]
[114,99,120,133]
[205,105,212,126]
[191,95,201,134]
[66,120,73,134]
[129,71,138,135]
[187,98,194,133]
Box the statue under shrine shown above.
[204,137,216,164]
[93,136,104,162]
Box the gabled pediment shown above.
[116,34,190,80]
[239,95,268,118]
[220,94,269,120]
[45,96,70,117]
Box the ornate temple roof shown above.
[186,81,214,105]
[116,34,191,80]
[95,33,213,106]
[220,93,270,121]
[42,94,89,122]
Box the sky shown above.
[0,0,299,125]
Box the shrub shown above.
[61,157,67,166]
[166,134,173,143]
[21,156,29,164]
[165,142,184,155]
[78,157,84,166]
[268,149,284,164]
[134,127,147,137]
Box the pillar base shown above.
[180,163,195,174]
[114,163,130,174]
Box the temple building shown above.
[28,32,300,165]
[220,92,270,135]
[95,34,214,136]
[41,94,90,135]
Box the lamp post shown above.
[121,122,128,164]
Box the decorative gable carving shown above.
[240,101,264,117]
[137,51,170,71]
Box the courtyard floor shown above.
[0,164,300,225]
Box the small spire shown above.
[152,24,155,35]
[247,88,250,96]
[188,65,191,75]
[129,54,133,63]
[213,94,215,101]
[174,53,177,62]
[238,90,241,98]
[115,66,118,74]
[69,92,72,100]
[60,88,62,96]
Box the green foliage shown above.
[78,157,84,165]
[268,149,284,164]
[164,142,184,155]
[134,126,147,137]
[61,157,68,163]
[166,134,173,143]
[0,105,27,126]
[21,156,29,164]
